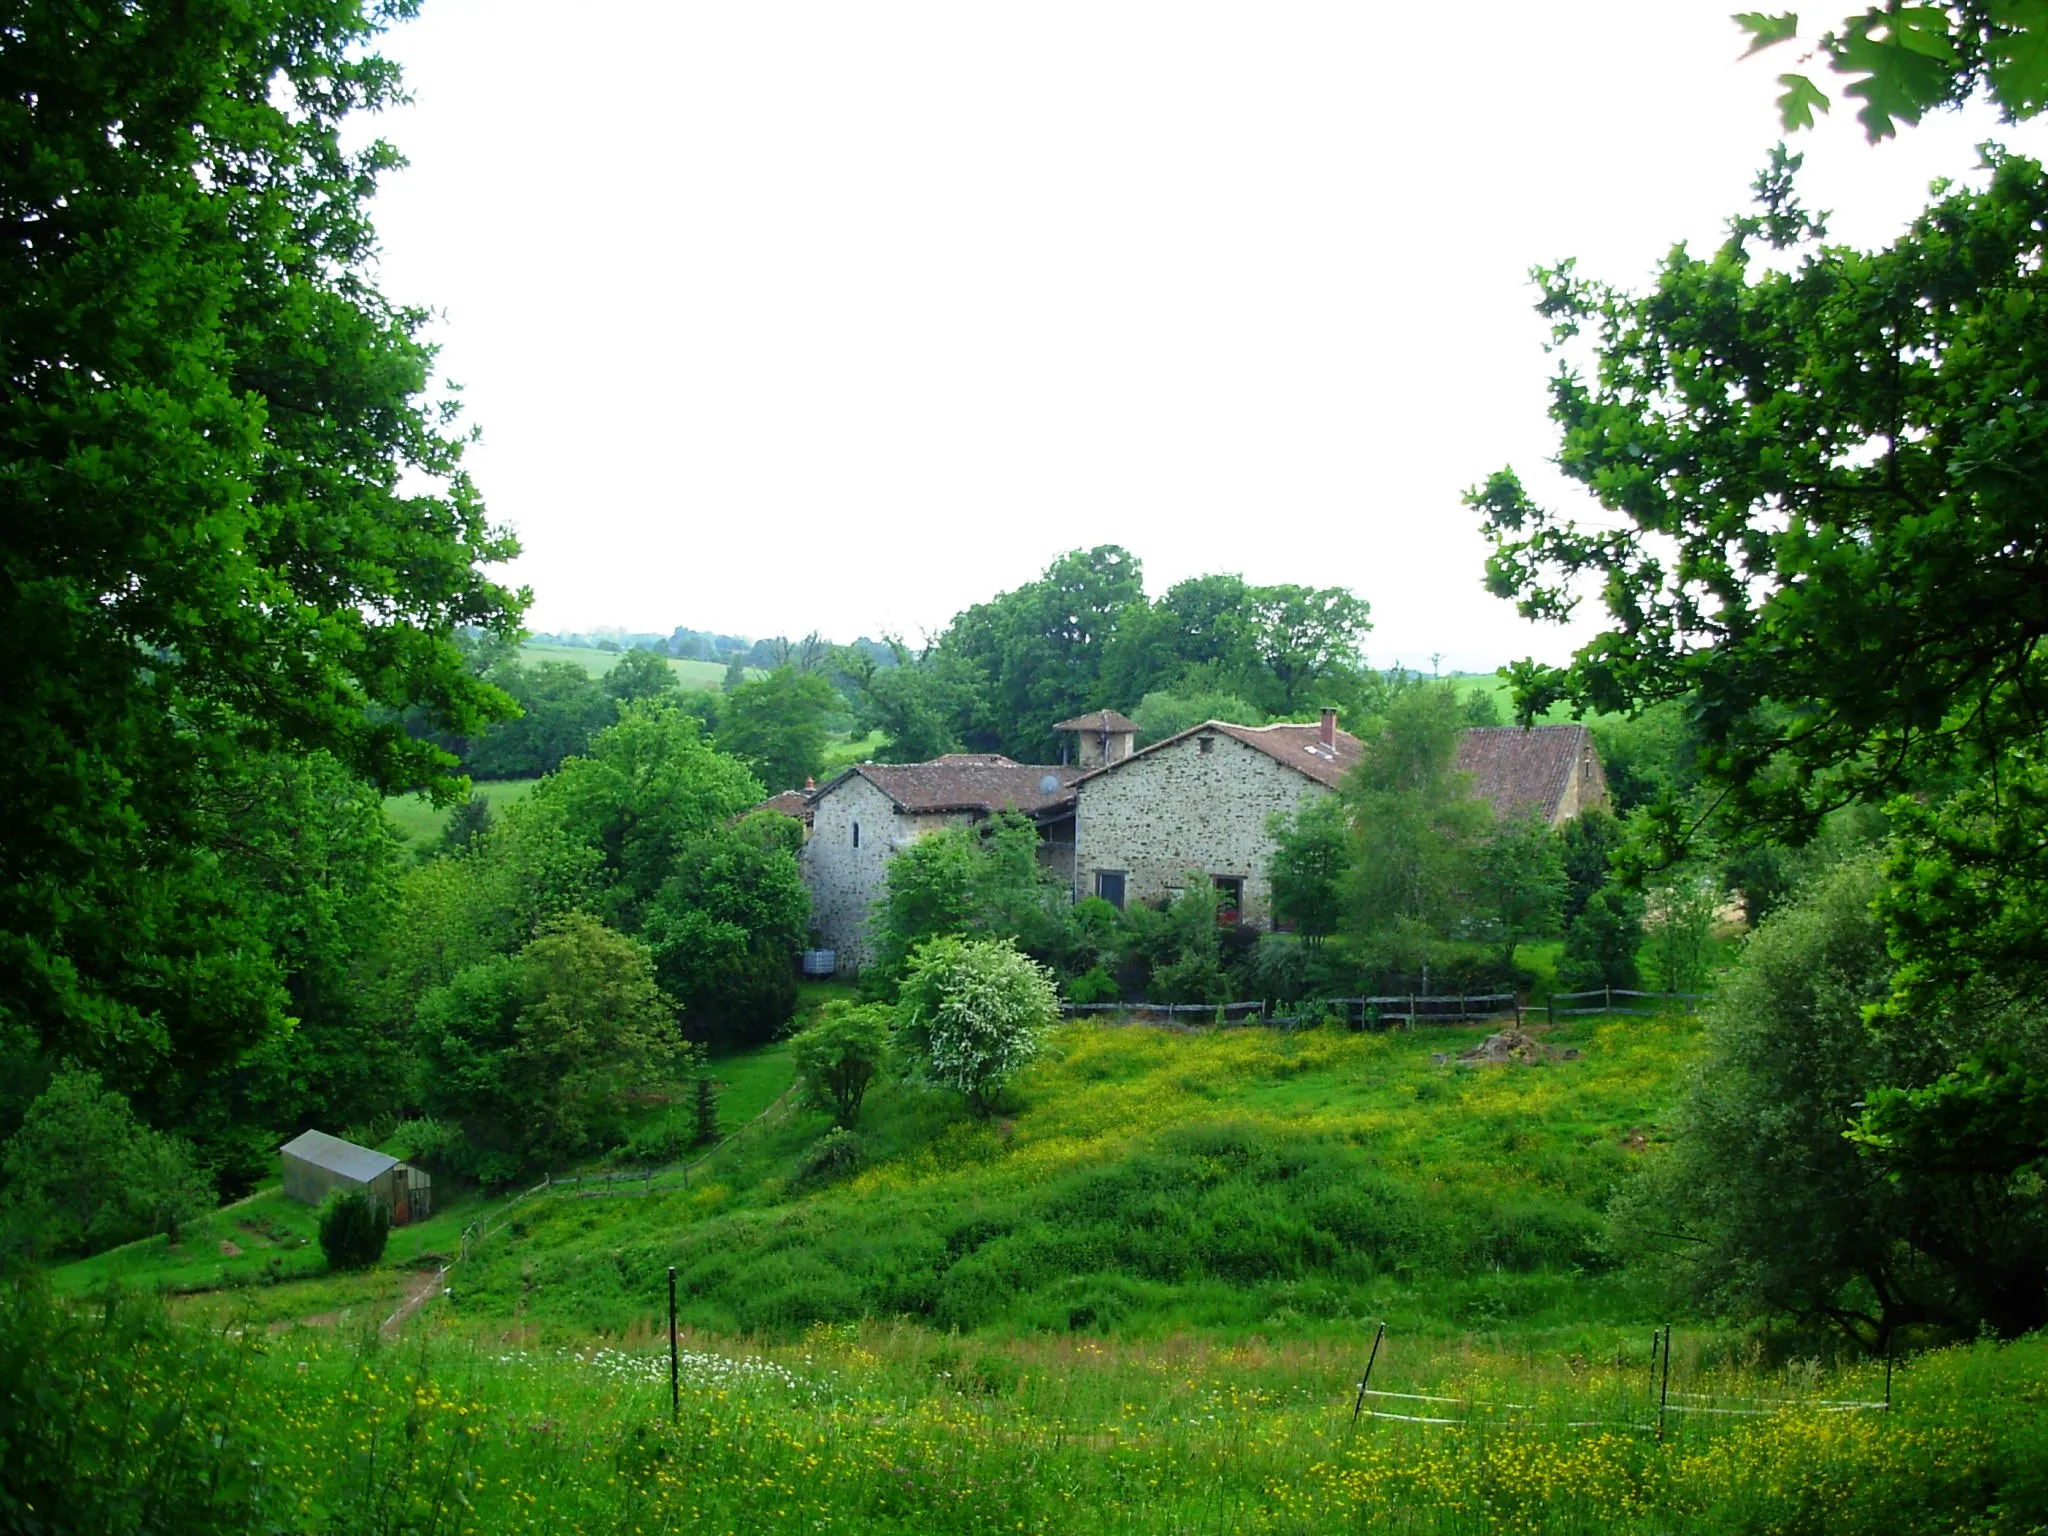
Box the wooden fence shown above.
[1062,989,1712,1032]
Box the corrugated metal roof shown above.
[279,1129,397,1184]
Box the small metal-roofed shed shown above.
[279,1129,432,1225]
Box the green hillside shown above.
[381,776,538,850]
[520,641,736,690]
[44,1010,2048,1534]
[1446,671,1615,726]
[70,1008,1683,1340]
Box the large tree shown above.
[1471,149,2048,846]
[1475,146,2048,1338]
[1,3,524,1096]
[716,668,842,793]
[938,545,1145,759]
[1340,684,1490,950]
[1237,584,1373,716]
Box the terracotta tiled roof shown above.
[1455,724,1599,823]
[1053,710,1139,733]
[1074,719,1363,788]
[1211,721,1361,788]
[1072,716,1601,822]
[817,760,1082,817]
[753,788,816,824]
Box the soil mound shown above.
[1453,1029,1581,1068]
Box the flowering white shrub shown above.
[893,936,1059,1113]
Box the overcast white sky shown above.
[360,2,2036,671]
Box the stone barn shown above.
[1069,713,1610,926]
[279,1129,433,1226]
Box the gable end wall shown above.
[804,775,976,972]
[1073,733,1327,924]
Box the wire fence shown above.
[1348,1322,1895,1441]
[1546,987,1713,1022]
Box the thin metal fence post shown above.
[1350,1321,1386,1427]
[1658,1324,1671,1442]
[668,1266,680,1421]
[1884,1335,1893,1410]
[1604,985,1612,1014]
[1649,1327,1660,1423]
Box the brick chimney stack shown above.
[1319,708,1337,747]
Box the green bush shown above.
[623,1114,694,1167]
[1557,884,1645,991]
[1063,965,1120,1005]
[317,1189,390,1271]
[795,1127,865,1185]
[791,1003,891,1126]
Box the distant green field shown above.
[520,642,736,691]
[383,776,537,850]
[819,729,885,771]
[1447,670,1617,726]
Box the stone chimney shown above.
[1319,708,1337,748]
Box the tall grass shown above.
[8,1283,2043,1535]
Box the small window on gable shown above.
[852,820,861,849]
[1197,735,1215,754]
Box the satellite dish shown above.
[1039,774,1061,794]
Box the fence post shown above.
[1457,992,1467,1023]
[1658,1324,1671,1442]
[1350,1321,1386,1428]
[1604,985,1612,1014]
[668,1266,680,1421]
[1547,993,1555,1027]
[1408,994,1417,1029]
[1514,996,1523,1029]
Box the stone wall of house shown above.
[1073,731,1328,925]
[803,774,977,972]
[1550,734,1611,825]
[804,774,905,972]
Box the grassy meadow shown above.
[50,1007,2044,1533]
[383,776,539,850]
[20,1260,2047,1535]
[519,642,735,690]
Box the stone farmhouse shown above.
[772,709,1607,972]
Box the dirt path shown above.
[380,1265,448,1339]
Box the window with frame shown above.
[852,820,861,848]
[1095,870,1126,909]
[1213,875,1245,924]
